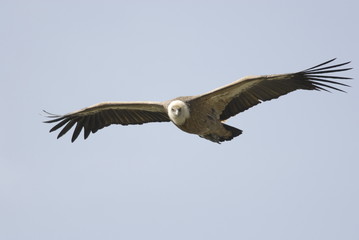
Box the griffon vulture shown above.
[44,58,351,143]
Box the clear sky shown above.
[1,1,358,239]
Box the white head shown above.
[167,100,190,125]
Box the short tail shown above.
[222,124,243,141]
[201,124,243,143]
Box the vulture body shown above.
[45,59,351,143]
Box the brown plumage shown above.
[44,58,352,143]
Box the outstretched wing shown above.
[44,101,170,142]
[197,58,351,120]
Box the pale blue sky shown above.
[1,1,358,239]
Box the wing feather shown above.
[196,58,351,120]
[72,120,84,142]
[44,101,170,142]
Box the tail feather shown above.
[200,124,242,143]
[222,124,242,141]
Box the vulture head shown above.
[167,100,190,125]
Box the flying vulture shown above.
[45,58,351,143]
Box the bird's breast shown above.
[175,110,217,135]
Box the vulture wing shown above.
[44,102,170,142]
[196,58,351,120]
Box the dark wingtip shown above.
[302,58,352,93]
[43,110,54,115]
[42,110,60,117]
[304,58,337,71]
[42,110,64,123]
